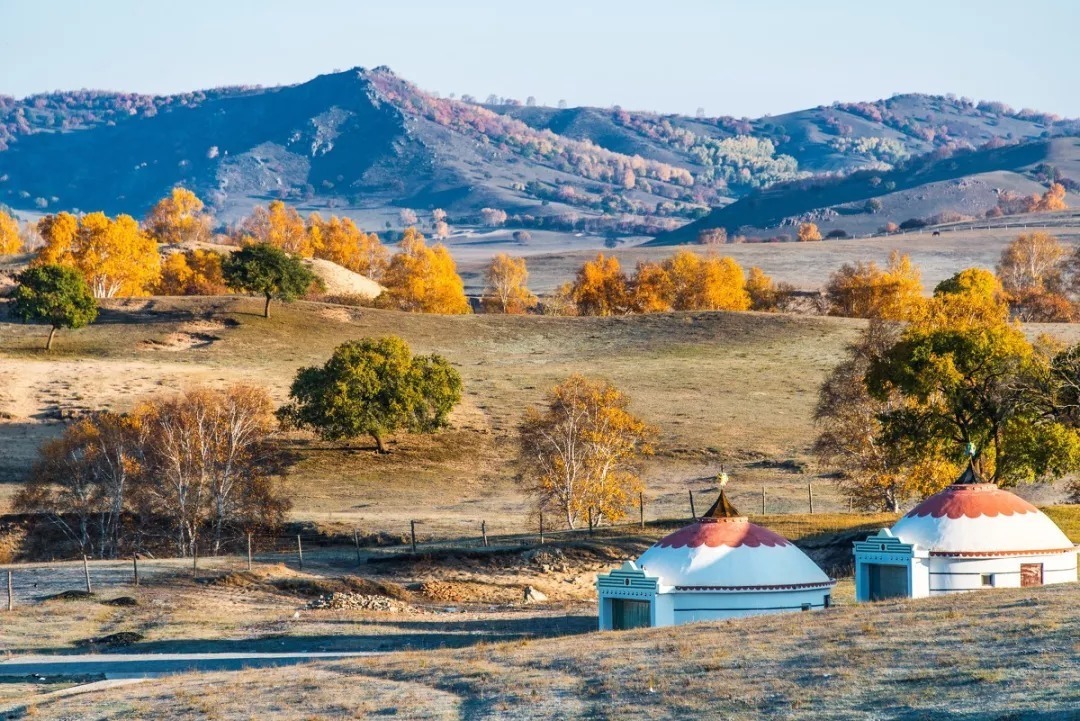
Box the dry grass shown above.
[0,297,868,529]
[11,582,1078,719]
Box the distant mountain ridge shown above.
[1,68,1078,236]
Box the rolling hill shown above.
[648,136,1080,244]
[2,68,1079,237]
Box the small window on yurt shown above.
[981,574,994,587]
[824,594,831,609]
[801,603,811,612]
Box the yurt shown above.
[596,482,835,630]
[854,463,1078,602]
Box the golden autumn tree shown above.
[518,375,656,529]
[825,251,924,320]
[0,209,22,254]
[381,228,471,314]
[1035,183,1068,212]
[629,261,674,313]
[570,253,629,316]
[995,232,1073,320]
[36,212,80,266]
[145,188,213,245]
[745,266,791,311]
[307,213,388,280]
[241,201,311,256]
[663,250,750,311]
[36,212,160,297]
[797,222,823,242]
[156,249,229,295]
[482,253,537,314]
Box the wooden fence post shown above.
[587,508,594,536]
[133,555,139,587]
[353,530,362,564]
[247,532,254,571]
[82,554,92,595]
[688,490,696,519]
[761,485,766,515]
[193,544,198,573]
[410,521,417,554]
[6,570,12,611]
[481,520,489,547]
[539,512,545,545]
[808,483,814,514]
[639,492,645,529]
[297,535,304,570]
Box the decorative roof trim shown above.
[653,518,792,549]
[673,580,836,592]
[928,547,1078,558]
[904,483,1039,520]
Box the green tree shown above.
[221,243,318,318]
[277,336,463,453]
[10,264,98,350]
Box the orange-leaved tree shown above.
[156,249,229,295]
[240,201,311,256]
[482,253,537,314]
[308,213,389,280]
[381,228,471,314]
[825,251,924,320]
[629,261,674,312]
[1035,183,1068,212]
[518,375,655,529]
[145,188,213,245]
[570,253,629,316]
[996,231,1073,321]
[0,209,22,255]
[663,249,750,311]
[797,222,823,242]
[36,211,161,297]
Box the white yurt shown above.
[596,482,835,630]
[854,463,1079,601]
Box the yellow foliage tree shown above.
[482,253,537,314]
[916,267,1009,331]
[0,209,22,255]
[145,188,213,245]
[381,228,471,314]
[746,266,780,311]
[36,212,80,266]
[570,253,628,316]
[825,251,924,320]
[36,212,160,297]
[307,214,388,280]
[241,201,311,256]
[1035,183,1068,212]
[663,250,750,311]
[518,374,655,529]
[797,222,823,242]
[629,261,674,313]
[156,249,229,295]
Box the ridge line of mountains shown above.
[2,66,1078,242]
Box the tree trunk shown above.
[46,326,57,351]
[371,432,388,454]
[263,294,272,319]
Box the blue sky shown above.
[2,0,1078,117]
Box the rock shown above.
[307,592,423,614]
[523,585,547,603]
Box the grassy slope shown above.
[11,582,1078,719]
[0,298,865,531]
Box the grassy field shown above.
[7,581,1077,719]
[0,297,871,533]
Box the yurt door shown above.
[1020,563,1044,587]
[867,564,908,600]
[611,599,651,629]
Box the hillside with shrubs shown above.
[3,68,1080,242]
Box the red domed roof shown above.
[655,517,791,550]
[905,483,1038,520]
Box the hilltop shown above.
[2,70,1079,238]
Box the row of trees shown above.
[815,266,1080,510]
[557,251,789,316]
[822,232,1080,323]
